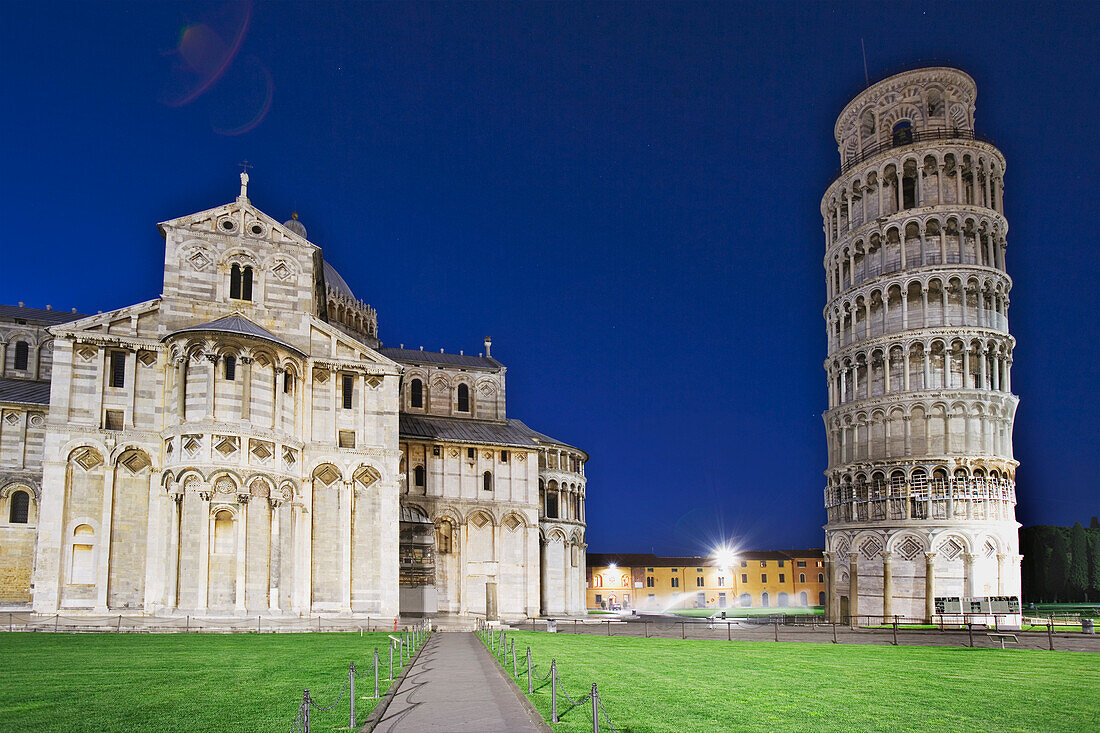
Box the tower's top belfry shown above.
[833,68,978,170]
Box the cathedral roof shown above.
[0,304,87,325]
[0,378,51,405]
[399,414,539,449]
[167,315,302,354]
[379,347,503,370]
[322,260,356,300]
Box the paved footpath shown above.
[371,632,546,732]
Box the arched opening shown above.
[414,464,425,488]
[230,264,242,299]
[482,471,493,492]
[800,591,808,606]
[761,591,770,608]
[818,591,826,606]
[213,511,235,554]
[799,573,806,583]
[778,592,789,607]
[9,490,30,523]
[410,378,423,408]
[739,593,751,608]
[892,120,913,146]
[241,266,253,301]
[70,524,95,584]
[13,341,29,371]
[223,355,236,381]
[457,383,470,412]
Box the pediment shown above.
[49,299,162,341]
[158,200,313,249]
[307,317,399,371]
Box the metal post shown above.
[591,683,600,733]
[511,639,517,677]
[9,612,12,632]
[302,690,311,733]
[1048,620,1055,651]
[681,621,685,639]
[388,642,393,680]
[727,620,731,641]
[374,647,380,698]
[186,615,189,633]
[117,615,122,633]
[644,620,648,638]
[575,618,578,634]
[967,622,973,648]
[892,617,898,646]
[551,659,558,723]
[527,647,533,693]
[258,616,261,634]
[55,614,59,632]
[832,622,837,644]
[501,631,506,660]
[606,620,611,636]
[349,662,357,728]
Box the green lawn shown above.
[490,630,1100,732]
[0,632,414,733]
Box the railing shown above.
[830,128,999,183]
[826,477,1016,506]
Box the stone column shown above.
[166,493,182,609]
[0,340,6,377]
[847,552,859,624]
[240,357,252,420]
[540,536,550,616]
[996,553,1008,594]
[963,553,978,598]
[198,489,212,611]
[823,554,834,621]
[924,552,937,622]
[881,553,893,622]
[235,495,248,612]
[95,464,116,612]
[176,358,187,421]
[268,498,281,612]
[340,480,353,612]
[273,367,284,430]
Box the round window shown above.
[250,224,263,236]
[221,220,236,231]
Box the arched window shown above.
[13,341,29,371]
[482,471,493,492]
[800,591,808,606]
[818,591,826,606]
[799,573,806,583]
[457,383,470,412]
[70,524,95,584]
[818,573,824,582]
[739,593,751,608]
[592,574,603,589]
[283,371,294,394]
[230,265,254,301]
[761,591,770,608]
[414,465,425,488]
[410,378,423,408]
[892,120,913,146]
[241,266,253,301]
[9,490,30,523]
[224,356,236,381]
[213,511,235,554]
[778,592,789,607]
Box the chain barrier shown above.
[479,628,617,732]
[287,622,430,732]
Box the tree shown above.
[1090,535,1100,600]
[1047,531,1069,602]
[1091,516,1100,530]
[1068,522,1089,601]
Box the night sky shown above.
[2,2,1097,555]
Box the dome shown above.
[283,211,307,239]
[322,260,356,300]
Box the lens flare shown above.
[160,0,252,107]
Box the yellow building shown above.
[586,551,826,611]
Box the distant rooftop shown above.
[586,550,824,568]
[379,346,503,370]
[0,304,87,325]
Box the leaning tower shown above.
[821,68,1021,623]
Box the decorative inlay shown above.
[860,537,883,560]
[897,536,922,560]
[73,448,103,471]
[941,537,964,560]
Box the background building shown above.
[0,178,587,620]
[586,551,825,611]
[821,68,1021,622]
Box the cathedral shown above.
[0,176,588,620]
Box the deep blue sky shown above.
[2,2,1097,554]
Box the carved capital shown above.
[236,494,251,505]
[198,491,213,502]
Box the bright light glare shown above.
[608,562,618,570]
[713,546,737,569]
